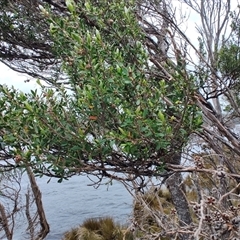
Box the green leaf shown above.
[65,0,76,13]
[158,111,165,122]
[118,127,126,135]
[24,102,33,112]
[71,32,82,43]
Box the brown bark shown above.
[0,202,12,240]
[25,190,35,239]
[26,166,50,239]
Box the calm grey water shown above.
[15,175,133,240]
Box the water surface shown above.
[16,175,133,240]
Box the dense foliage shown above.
[0,0,201,182]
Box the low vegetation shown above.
[62,217,134,240]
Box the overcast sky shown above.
[0,63,39,92]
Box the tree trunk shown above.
[166,153,192,239]
[26,166,50,240]
[0,202,12,240]
[167,172,192,225]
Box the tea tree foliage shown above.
[0,0,201,182]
